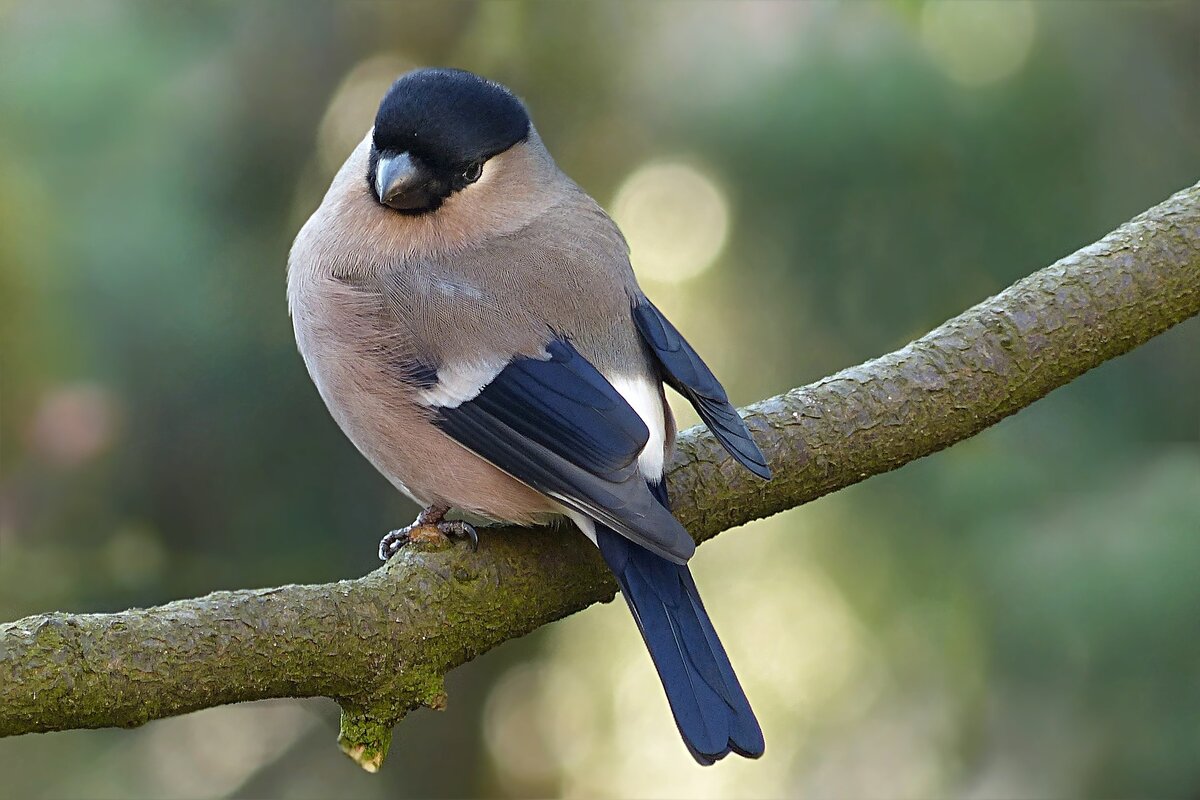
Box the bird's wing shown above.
[427,337,695,563]
[632,297,772,480]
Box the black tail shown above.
[595,481,764,765]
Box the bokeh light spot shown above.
[611,161,731,285]
[26,383,118,468]
[484,661,599,795]
[920,0,1036,88]
[317,53,414,176]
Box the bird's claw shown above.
[378,519,479,561]
[378,528,410,561]
[435,519,480,552]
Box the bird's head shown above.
[367,68,532,216]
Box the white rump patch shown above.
[607,373,667,480]
[561,507,598,547]
[417,360,501,409]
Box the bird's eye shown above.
[460,161,483,184]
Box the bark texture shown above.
[2,181,1197,771]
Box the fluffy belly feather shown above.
[290,280,556,525]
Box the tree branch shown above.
[2,181,1197,771]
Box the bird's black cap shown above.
[372,68,531,171]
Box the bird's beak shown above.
[375,152,437,211]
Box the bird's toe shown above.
[436,520,479,551]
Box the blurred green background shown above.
[1,1,1197,798]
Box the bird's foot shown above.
[379,506,479,561]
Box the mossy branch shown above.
[2,181,1197,772]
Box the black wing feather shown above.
[434,339,696,563]
[633,299,772,480]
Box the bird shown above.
[288,67,772,765]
